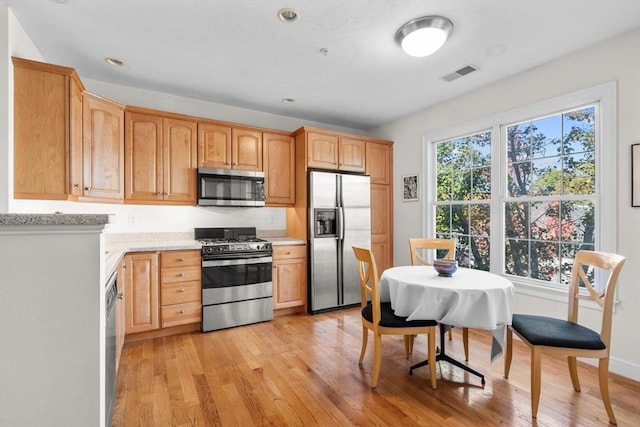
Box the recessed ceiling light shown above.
[277,8,299,23]
[104,57,124,67]
[281,98,295,104]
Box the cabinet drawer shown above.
[273,245,306,260]
[160,265,201,283]
[161,281,201,305]
[160,250,200,268]
[161,301,201,328]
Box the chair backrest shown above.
[352,245,381,324]
[568,250,625,347]
[408,238,455,266]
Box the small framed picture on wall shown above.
[632,143,640,207]
[402,174,419,202]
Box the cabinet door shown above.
[13,64,70,199]
[263,132,295,206]
[232,128,263,171]
[124,252,160,334]
[370,183,392,272]
[366,141,392,185]
[307,132,339,169]
[163,118,197,203]
[339,137,366,172]
[125,112,163,202]
[82,94,124,200]
[273,257,307,309]
[198,122,232,169]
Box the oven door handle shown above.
[202,256,273,267]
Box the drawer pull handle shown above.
[179,288,185,292]
[179,309,185,314]
[286,251,291,255]
[178,273,184,277]
[177,257,185,262]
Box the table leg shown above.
[409,324,485,385]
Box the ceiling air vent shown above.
[441,65,478,82]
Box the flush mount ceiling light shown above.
[395,15,453,57]
[277,8,299,23]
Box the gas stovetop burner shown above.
[195,227,272,259]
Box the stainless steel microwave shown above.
[197,167,265,207]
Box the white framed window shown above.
[423,83,616,300]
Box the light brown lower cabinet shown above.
[272,245,307,311]
[124,249,201,336]
[115,259,126,372]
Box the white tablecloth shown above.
[379,266,515,360]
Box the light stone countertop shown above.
[0,213,110,226]
[264,237,306,245]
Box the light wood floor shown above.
[111,307,640,427]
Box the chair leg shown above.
[462,327,469,361]
[504,327,513,378]
[568,356,581,392]
[598,357,617,425]
[370,333,382,388]
[359,326,368,365]
[448,328,453,340]
[530,347,542,419]
[427,330,437,390]
[405,334,416,356]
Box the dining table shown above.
[379,265,515,385]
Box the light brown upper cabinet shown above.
[198,122,262,171]
[82,93,124,201]
[12,57,84,200]
[263,132,295,206]
[303,129,366,172]
[125,108,197,205]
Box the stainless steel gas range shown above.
[195,227,273,332]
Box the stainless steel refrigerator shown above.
[308,171,371,313]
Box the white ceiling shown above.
[3,0,640,131]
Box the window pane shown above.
[563,107,595,154]
[508,161,531,197]
[456,235,471,268]
[531,115,562,159]
[452,170,472,200]
[472,167,491,199]
[505,202,529,239]
[471,131,491,167]
[507,123,531,161]
[530,201,560,241]
[451,204,469,234]
[563,151,595,195]
[453,138,472,169]
[505,239,529,277]
[470,204,490,236]
[531,241,559,282]
[531,156,562,196]
[560,200,595,244]
[471,237,490,271]
[435,205,451,234]
[437,171,451,201]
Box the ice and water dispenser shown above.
[314,209,337,237]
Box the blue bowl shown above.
[433,259,458,277]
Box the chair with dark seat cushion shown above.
[353,245,438,389]
[504,250,626,424]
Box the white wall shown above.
[0,5,365,234]
[373,27,640,380]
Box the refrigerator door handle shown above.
[337,207,345,240]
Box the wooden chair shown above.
[408,238,470,361]
[352,245,438,389]
[504,250,626,424]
